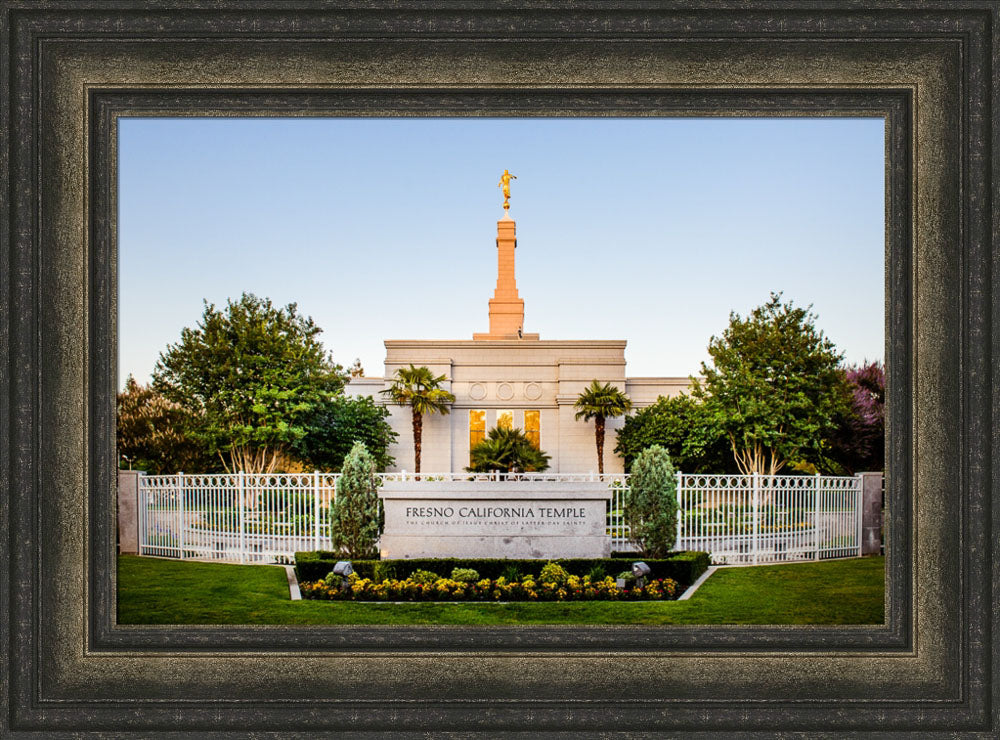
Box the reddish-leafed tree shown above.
[824,360,885,474]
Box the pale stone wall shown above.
[859,472,884,555]
[625,376,693,407]
[341,377,384,399]
[378,481,613,558]
[117,469,143,553]
[343,339,693,474]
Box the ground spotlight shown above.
[632,561,651,588]
[333,560,354,591]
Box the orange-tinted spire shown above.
[473,212,539,340]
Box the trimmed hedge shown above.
[294,551,710,588]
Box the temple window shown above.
[469,410,486,454]
[524,410,540,448]
[496,410,514,430]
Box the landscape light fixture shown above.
[333,560,354,592]
[632,561,651,588]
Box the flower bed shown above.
[293,552,710,586]
[300,573,678,602]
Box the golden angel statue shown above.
[498,169,517,210]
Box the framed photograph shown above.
[114,114,888,628]
[2,1,996,736]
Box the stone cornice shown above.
[385,339,627,348]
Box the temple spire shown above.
[473,173,539,340]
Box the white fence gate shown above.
[136,471,864,565]
[675,473,863,564]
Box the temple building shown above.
[344,174,690,474]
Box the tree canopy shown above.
[691,292,851,475]
[116,375,220,474]
[293,395,397,472]
[152,293,347,474]
[823,360,885,474]
[574,380,632,475]
[466,426,551,473]
[615,392,735,474]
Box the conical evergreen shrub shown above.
[331,441,383,558]
[624,445,678,558]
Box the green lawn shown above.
[117,554,884,625]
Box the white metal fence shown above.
[675,473,863,564]
[136,471,863,565]
[138,472,338,563]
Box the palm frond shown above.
[573,379,632,420]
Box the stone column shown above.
[117,469,144,554]
[859,471,884,555]
[488,213,523,336]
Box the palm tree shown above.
[466,426,551,474]
[380,364,455,474]
[574,380,632,475]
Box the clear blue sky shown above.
[119,117,885,387]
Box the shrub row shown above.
[294,551,709,587]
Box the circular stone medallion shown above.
[496,383,514,401]
[469,383,487,401]
[524,382,542,400]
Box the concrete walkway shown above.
[283,565,301,600]
[677,566,719,600]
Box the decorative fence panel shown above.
[138,472,337,563]
[675,473,863,564]
[136,471,863,565]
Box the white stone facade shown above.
[342,210,693,474]
[343,339,691,474]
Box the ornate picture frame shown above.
[2,2,995,735]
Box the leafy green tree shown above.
[330,441,383,558]
[691,292,850,475]
[466,426,551,473]
[153,293,347,474]
[615,393,736,473]
[294,395,397,472]
[116,375,220,474]
[624,445,679,557]
[380,364,455,474]
[574,380,632,475]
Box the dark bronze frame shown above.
[2,2,996,735]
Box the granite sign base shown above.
[377,481,614,560]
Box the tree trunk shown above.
[595,415,605,475]
[412,409,423,474]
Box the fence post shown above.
[856,475,863,557]
[675,471,683,551]
[313,470,321,551]
[177,472,185,560]
[751,472,759,565]
[856,473,879,556]
[237,470,245,564]
[857,472,884,555]
[814,472,821,561]
[117,469,143,554]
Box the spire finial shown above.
[498,169,517,211]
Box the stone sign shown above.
[378,481,613,559]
